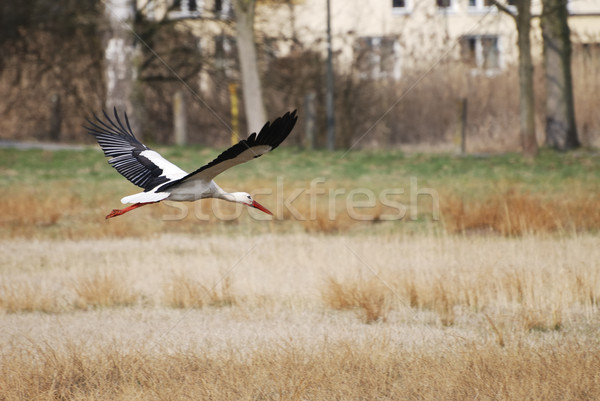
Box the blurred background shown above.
[1,0,598,153]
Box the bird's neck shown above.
[211,182,236,202]
[219,192,236,202]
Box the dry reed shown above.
[163,274,237,309]
[1,235,598,324]
[73,272,138,310]
[2,184,598,239]
[441,190,600,235]
[1,234,599,399]
[322,276,392,323]
[0,280,61,314]
[1,336,599,400]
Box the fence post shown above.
[173,90,187,146]
[461,98,467,154]
[49,94,62,142]
[455,97,467,154]
[304,92,316,150]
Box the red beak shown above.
[251,200,272,215]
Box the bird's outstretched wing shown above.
[159,110,297,192]
[85,108,187,191]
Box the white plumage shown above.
[86,108,297,219]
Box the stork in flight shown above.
[86,108,297,219]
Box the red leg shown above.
[105,202,158,219]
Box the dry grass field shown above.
[1,148,599,399]
[1,234,600,399]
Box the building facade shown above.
[147,0,600,80]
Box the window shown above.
[169,0,202,19]
[214,0,233,20]
[174,0,197,12]
[460,35,501,72]
[480,36,500,69]
[392,0,412,14]
[437,0,458,12]
[355,36,402,81]
[469,0,516,12]
[468,0,493,12]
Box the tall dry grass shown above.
[73,272,139,310]
[322,276,392,323]
[1,335,599,400]
[163,274,237,308]
[441,190,600,235]
[1,234,598,327]
[1,234,600,399]
[2,182,598,239]
[0,280,62,313]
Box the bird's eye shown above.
[247,195,252,199]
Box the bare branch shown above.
[489,0,517,21]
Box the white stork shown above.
[86,108,297,219]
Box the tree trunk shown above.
[515,0,538,157]
[103,0,142,138]
[541,0,580,151]
[232,0,267,134]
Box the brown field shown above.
[2,177,599,239]
[1,233,600,400]
[2,148,599,399]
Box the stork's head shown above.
[232,192,272,215]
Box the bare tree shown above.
[492,0,538,156]
[0,0,104,141]
[232,0,266,134]
[103,0,143,137]
[541,0,579,151]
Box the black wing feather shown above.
[159,110,297,192]
[85,108,170,191]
